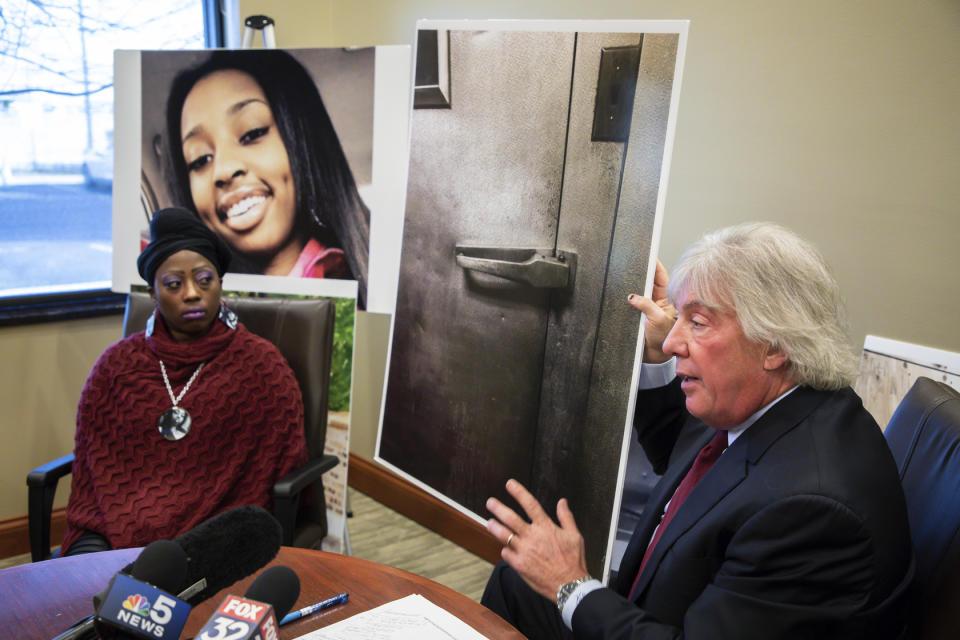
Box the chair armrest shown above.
[27,452,74,562]
[27,453,75,487]
[272,454,338,546]
[273,454,339,498]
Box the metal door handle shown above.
[455,245,575,288]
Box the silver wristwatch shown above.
[556,575,593,612]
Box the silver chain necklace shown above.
[157,360,205,441]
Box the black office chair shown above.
[883,376,960,640]
[27,292,339,561]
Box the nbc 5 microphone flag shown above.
[96,572,191,639]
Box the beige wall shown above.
[0,316,121,518]
[238,0,960,430]
[2,0,957,521]
[237,0,959,351]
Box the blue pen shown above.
[280,592,349,625]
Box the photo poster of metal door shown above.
[376,19,689,579]
[112,45,411,552]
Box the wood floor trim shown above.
[0,507,66,559]
[347,454,502,565]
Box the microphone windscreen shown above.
[174,505,283,604]
[92,540,188,611]
[131,539,189,592]
[244,565,301,620]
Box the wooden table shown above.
[0,546,523,639]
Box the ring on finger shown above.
[506,533,515,546]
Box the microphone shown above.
[93,539,192,640]
[51,541,188,640]
[51,506,281,640]
[173,506,284,605]
[193,566,300,640]
[244,566,301,620]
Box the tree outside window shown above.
[0,0,205,297]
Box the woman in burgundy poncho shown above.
[61,207,307,555]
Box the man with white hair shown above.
[482,222,914,639]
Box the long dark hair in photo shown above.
[164,49,369,305]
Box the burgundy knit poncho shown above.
[61,313,307,552]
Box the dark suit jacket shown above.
[572,378,914,639]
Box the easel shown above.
[241,14,277,49]
[238,15,355,555]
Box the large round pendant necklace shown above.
[158,360,205,441]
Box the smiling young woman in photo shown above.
[163,50,369,305]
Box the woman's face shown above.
[149,250,222,342]
[180,69,301,274]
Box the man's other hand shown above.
[485,479,589,601]
[628,259,676,364]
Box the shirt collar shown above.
[638,357,799,447]
[726,385,799,446]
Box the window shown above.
[0,0,220,324]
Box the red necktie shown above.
[629,429,728,598]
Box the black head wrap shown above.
[137,207,232,284]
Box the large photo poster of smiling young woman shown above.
[112,46,410,314]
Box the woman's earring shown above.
[145,309,156,337]
[219,302,238,330]
[310,207,327,230]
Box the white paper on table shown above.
[294,594,490,640]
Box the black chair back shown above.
[124,292,336,533]
[884,376,960,640]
